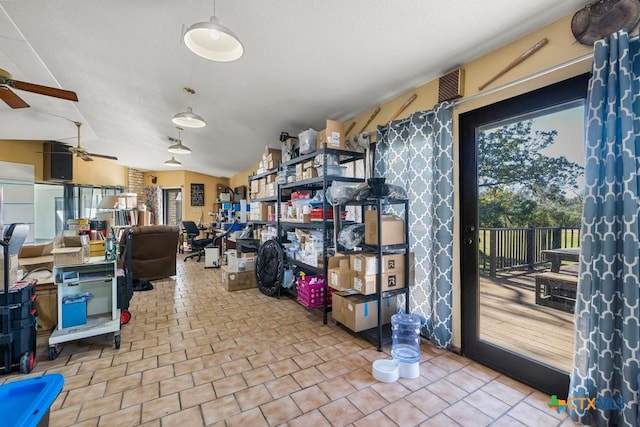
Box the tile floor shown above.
[3,259,575,426]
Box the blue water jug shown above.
[391,313,421,364]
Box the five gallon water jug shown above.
[391,313,421,364]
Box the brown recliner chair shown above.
[118,225,180,280]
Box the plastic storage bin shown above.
[0,373,64,427]
[297,274,333,308]
[391,313,421,364]
[62,300,87,328]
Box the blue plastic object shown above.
[62,300,87,328]
[0,373,64,427]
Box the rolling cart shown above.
[0,223,37,374]
[47,257,120,360]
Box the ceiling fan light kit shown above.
[164,155,183,167]
[183,15,243,62]
[172,106,206,128]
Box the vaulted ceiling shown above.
[0,0,585,177]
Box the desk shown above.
[541,248,580,273]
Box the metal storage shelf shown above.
[280,176,363,190]
[250,168,278,180]
[335,198,411,351]
[278,147,366,322]
[251,196,278,203]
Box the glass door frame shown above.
[459,73,590,395]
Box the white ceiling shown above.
[0,0,586,177]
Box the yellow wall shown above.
[229,162,260,190]
[143,170,230,223]
[0,139,128,186]
[184,171,229,222]
[0,140,46,181]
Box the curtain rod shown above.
[377,33,640,130]
[452,52,593,108]
[377,52,593,131]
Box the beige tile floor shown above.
[3,259,574,426]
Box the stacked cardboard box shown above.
[364,210,405,245]
[332,292,397,332]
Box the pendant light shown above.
[172,106,206,128]
[183,1,243,62]
[164,155,182,167]
[168,127,192,154]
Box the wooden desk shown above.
[541,248,580,273]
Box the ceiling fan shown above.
[67,122,118,162]
[0,68,78,108]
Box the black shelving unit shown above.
[335,198,411,351]
[277,147,365,323]
[248,168,279,224]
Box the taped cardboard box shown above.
[327,255,351,291]
[350,253,405,276]
[364,210,405,246]
[332,292,396,332]
[317,120,345,150]
[221,265,257,291]
[51,247,86,266]
[352,271,406,295]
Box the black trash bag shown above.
[255,239,284,297]
[132,279,154,292]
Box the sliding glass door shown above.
[460,74,589,394]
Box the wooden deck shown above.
[479,270,575,373]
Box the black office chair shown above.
[182,221,212,262]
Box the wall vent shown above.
[438,68,465,103]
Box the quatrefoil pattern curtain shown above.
[568,31,640,426]
[374,103,454,348]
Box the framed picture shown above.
[190,183,205,206]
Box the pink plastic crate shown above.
[297,274,333,308]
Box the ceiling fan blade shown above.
[88,153,118,161]
[11,80,78,102]
[79,153,93,162]
[0,87,30,108]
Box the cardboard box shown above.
[0,254,19,286]
[54,234,91,261]
[138,210,152,226]
[52,247,87,266]
[317,120,345,150]
[350,253,405,276]
[332,292,397,332]
[352,271,406,295]
[327,255,351,291]
[89,240,105,257]
[364,210,405,245]
[221,265,257,291]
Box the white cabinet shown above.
[47,257,121,359]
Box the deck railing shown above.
[478,227,580,277]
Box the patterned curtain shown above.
[568,31,640,426]
[374,103,454,348]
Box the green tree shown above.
[478,120,583,201]
[478,120,583,228]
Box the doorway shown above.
[163,188,182,226]
[459,74,589,394]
